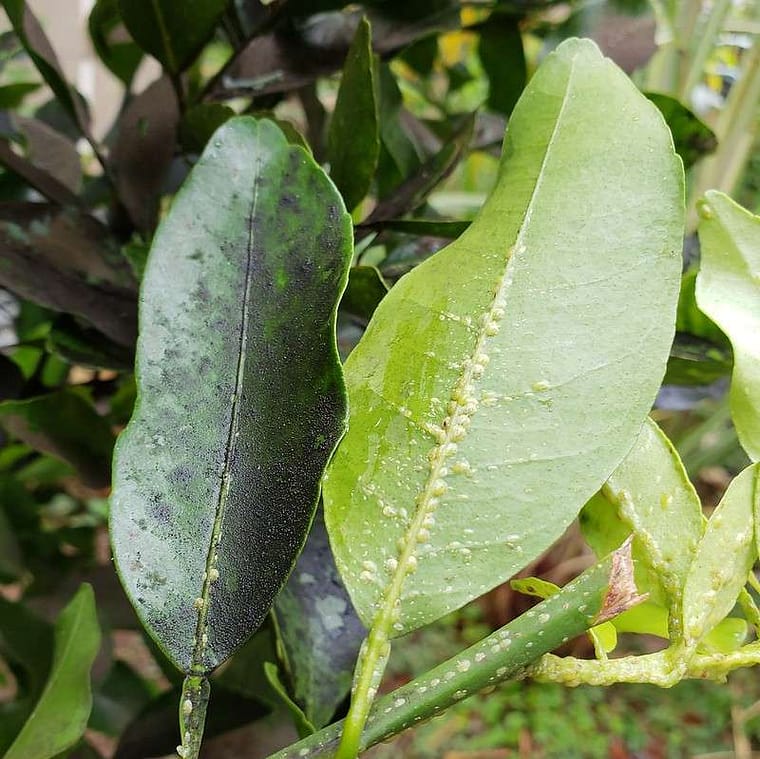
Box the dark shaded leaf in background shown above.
[110,117,353,673]
[90,660,155,736]
[478,14,527,116]
[0,389,115,489]
[178,102,235,153]
[0,597,53,754]
[0,353,24,401]
[0,0,92,139]
[339,265,389,323]
[365,113,474,224]
[109,76,180,233]
[88,0,143,86]
[6,114,82,193]
[113,684,269,759]
[645,92,717,168]
[4,584,100,759]
[327,17,380,213]
[0,82,40,109]
[47,315,135,371]
[0,204,137,346]
[274,513,366,729]
[117,0,229,73]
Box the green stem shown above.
[177,675,210,759]
[680,0,732,99]
[268,546,637,759]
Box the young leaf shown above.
[583,418,704,607]
[327,17,380,213]
[695,191,760,461]
[110,116,352,674]
[274,513,366,729]
[117,0,228,73]
[325,37,683,638]
[682,464,759,646]
[5,584,101,759]
[0,389,115,488]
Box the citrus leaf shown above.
[324,38,683,637]
[110,116,353,674]
[88,0,143,86]
[0,389,115,488]
[327,17,380,213]
[273,513,366,729]
[682,464,758,646]
[117,0,228,73]
[695,191,760,461]
[5,584,101,759]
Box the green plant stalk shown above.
[530,640,760,687]
[177,675,210,759]
[269,544,642,759]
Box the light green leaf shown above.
[327,17,380,212]
[110,117,353,674]
[5,584,101,759]
[582,418,704,607]
[696,191,760,462]
[682,464,758,646]
[117,0,228,73]
[324,38,683,637]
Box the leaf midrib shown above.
[190,129,263,672]
[373,52,580,634]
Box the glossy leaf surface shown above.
[682,464,758,645]
[111,117,352,673]
[5,584,100,759]
[327,17,379,213]
[117,0,228,73]
[696,191,760,461]
[324,38,683,635]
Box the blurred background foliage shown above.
[0,0,758,756]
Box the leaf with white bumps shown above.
[324,38,684,637]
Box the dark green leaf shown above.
[5,584,101,759]
[0,598,53,754]
[88,0,143,86]
[263,661,316,737]
[89,661,154,736]
[110,76,180,233]
[0,389,115,488]
[364,114,474,224]
[274,513,366,729]
[178,103,234,153]
[664,332,732,386]
[110,116,353,673]
[359,218,470,239]
[645,92,717,169]
[339,266,389,323]
[0,503,23,580]
[0,353,24,401]
[0,82,40,109]
[48,315,135,371]
[398,34,438,76]
[327,17,380,212]
[117,0,229,73]
[113,684,269,759]
[0,0,92,138]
